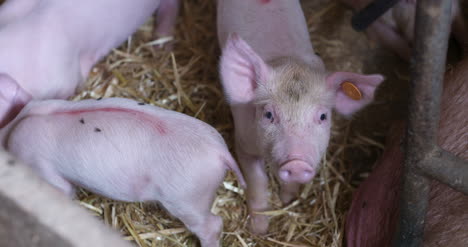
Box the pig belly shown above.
[6,112,169,201]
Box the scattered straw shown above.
[123,228,186,241]
[78,201,103,215]
[71,0,393,246]
[122,215,145,247]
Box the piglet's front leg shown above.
[236,146,270,235]
[153,0,180,50]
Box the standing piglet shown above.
[340,0,467,60]
[0,0,180,127]
[0,98,245,247]
[346,57,468,246]
[217,0,384,234]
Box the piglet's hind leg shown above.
[160,183,223,247]
[189,213,223,247]
[164,204,222,247]
[35,162,75,197]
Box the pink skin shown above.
[0,0,179,128]
[279,161,314,184]
[346,57,468,247]
[0,73,32,127]
[0,97,245,247]
[217,0,383,234]
[57,107,168,135]
[340,0,468,60]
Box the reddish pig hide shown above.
[0,0,180,128]
[0,98,245,247]
[340,0,468,60]
[346,58,468,246]
[217,0,384,234]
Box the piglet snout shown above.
[278,160,315,184]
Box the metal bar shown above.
[418,146,468,195]
[393,0,452,247]
[351,0,400,31]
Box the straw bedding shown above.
[71,0,409,246]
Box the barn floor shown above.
[68,0,463,246]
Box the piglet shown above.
[340,0,468,60]
[346,57,468,246]
[217,0,384,234]
[0,97,245,247]
[0,0,180,127]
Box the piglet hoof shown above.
[248,214,269,235]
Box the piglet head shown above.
[220,34,383,184]
[0,74,31,127]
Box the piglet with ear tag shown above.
[217,0,384,234]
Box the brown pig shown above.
[345,58,468,246]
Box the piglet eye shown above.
[265,111,273,120]
[320,113,327,121]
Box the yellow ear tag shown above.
[341,81,362,100]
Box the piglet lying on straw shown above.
[0,97,245,247]
[0,0,179,127]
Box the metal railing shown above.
[352,0,468,246]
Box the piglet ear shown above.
[326,72,384,117]
[0,73,32,127]
[219,33,270,104]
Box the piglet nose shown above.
[278,161,315,184]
